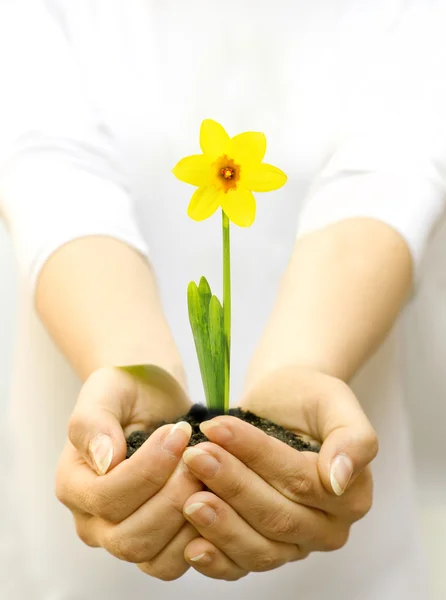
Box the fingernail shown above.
[200,420,233,444]
[162,422,192,456]
[184,502,216,527]
[330,454,354,496]
[89,434,113,475]
[189,552,213,565]
[182,447,220,477]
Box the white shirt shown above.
[0,1,445,598]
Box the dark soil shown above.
[126,403,319,458]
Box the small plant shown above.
[172,119,287,413]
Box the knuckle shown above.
[322,528,350,552]
[214,524,238,548]
[55,475,132,525]
[74,516,98,548]
[293,549,310,562]
[87,482,127,522]
[282,472,314,503]
[138,560,189,581]
[81,489,109,518]
[94,495,126,523]
[55,477,69,507]
[222,569,247,582]
[250,551,283,572]
[134,465,167,490]
[263,508,299,540]
[216,563,248,581]
[221,474,246,502]
[344,476,374,522]
[237,442,263,469]
[67,414,83,445]
[105,531,151,564]
[349,493,373,522]
[161,492,186,522]
[365,430,379,460]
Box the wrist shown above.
[244,346,346,393]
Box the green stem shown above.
[222,210,231,413]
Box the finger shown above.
[199,417,330,510]
[183,492,304,572]
[90,461,202,561]
[203,385,377,501]
[182,443,344,549]
[72,513,100,548]
[56,421,192,523]
[312,381,379,496]
[185,538,248,581]
[68,368,138,474]
[242,367,378,497]
[137,523,198,581]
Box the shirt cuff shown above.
[297,146,445,283]
[0,155,149,292]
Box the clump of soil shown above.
[126,403,319,458]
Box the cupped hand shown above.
[55,366,203,581]
[181,366,378,580]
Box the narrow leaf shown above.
[117,364,191,417]
[188,280,218,408]
[198,276,212,310]
[208,295,225,411]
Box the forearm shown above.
[36,236,185,384]
[246,218,412,385]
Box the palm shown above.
[94,365,192,438]
[240,365,358,444]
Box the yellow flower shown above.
[172,119,287,227]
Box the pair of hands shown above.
[56,365,378,581]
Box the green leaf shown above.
[208,295,225,410]
[198,276,212,310]
[116,364,190,409]
[188,280,218,409]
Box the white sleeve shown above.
[296,5,446,282]
[0,0,149,291]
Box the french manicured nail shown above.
[184,502,216,527]
[189,552,213,565]
[330,454,354,496]
[162,422,192,456]
[182,447,220,477]
[200,420,233,444]
[89,434,113,475]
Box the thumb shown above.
[316,380,379,496]
[68,368,131,475]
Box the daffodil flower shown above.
[172,119,287,227]
[118,124,286,414]
[173,119,287,413]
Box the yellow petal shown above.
[172,154,212,187]
[242,163,288,192]
[200,119,230,160]
[221,187,256,227]
[228,132,266,167]
[188,186,223,221]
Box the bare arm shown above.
[246,218,412,386]
[35,236,185,385]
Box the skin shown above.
[38,238,201,579]
[180,218,412,579]
[37,218,412,581]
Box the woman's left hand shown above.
[181,366,378,580]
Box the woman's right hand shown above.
[55,366,203,581]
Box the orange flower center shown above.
[221,167,234,180]
[213,155,240,192]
